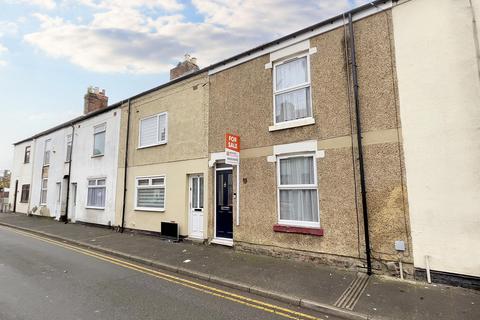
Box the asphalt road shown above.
[0,226,333,320]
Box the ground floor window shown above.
[40,178,48,205]
[87,178,106,209]
[277,154,319,227]
[135,176,165,211]
[20,184,30,203]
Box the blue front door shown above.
[216,169,233,239]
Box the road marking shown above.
[0,226,323,320]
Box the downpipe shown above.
[348,13,373,275]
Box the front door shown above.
[70,183,77,220]
[189,175,204,239]
[216,169,233,239]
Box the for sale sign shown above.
[225,133,240,165]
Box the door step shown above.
[211,238,233,247]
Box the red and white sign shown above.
[225,133,240,152]
[225,133,240,165]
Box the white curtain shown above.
[275,57,307,91]
[279,157,318,223]
[275,56,310,123]
[275,88,310,123]
[280,190,318,222]
[280,156,314,185]
[87,187,105,207]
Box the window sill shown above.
[137,142,167,150]
[85,206,105,210]
[273,224,323,236]
[135,207,165,212]
[269,117,315,132]
[91,154,104,158]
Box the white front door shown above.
[189,175,204,239]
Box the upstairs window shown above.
[24,146,31,164]
[135,176,166,211]
[87,178,106,209]
[65,134,72,162]
[43,139,51,166]
[273,54,312,125]
[139,112,168,148]
[93,123,106,156]
[277,154,319,228]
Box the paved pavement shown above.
[0,213,479,320]
[0,226,335,320]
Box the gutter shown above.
[348,13,372,275]
[120,99,131,232]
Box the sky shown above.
[0,0,369,170]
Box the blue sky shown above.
[0,0,369,170]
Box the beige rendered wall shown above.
[116,73,210,237]
[209,11,411,269]
[392,0,480,277]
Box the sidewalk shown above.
[0,212,478,320]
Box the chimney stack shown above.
[84,86,108,114]
[170,54,199,80]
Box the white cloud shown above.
[78,0,183,11]
[24,0,370,74]
[12,0,56,10]
[0,21,18,37]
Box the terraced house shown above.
[206,1,410,275]
[115,56,210,240]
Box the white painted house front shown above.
[9,140,34,214]
[68,107,121,226]
[393,0,480,279]
[30,126,73,219]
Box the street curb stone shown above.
[0,221,381,320]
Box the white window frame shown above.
[43,139,51,166]
[92,123,106,157]
[40,178,48,205]
[276,153,320,228]
[138,112,168,149]
[271,52,314,129]
[134,175,166,212]
[86,178,106,210]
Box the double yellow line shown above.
[0,226,323,320]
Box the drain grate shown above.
[334,272,370,310]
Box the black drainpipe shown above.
[120,99,131,232]
[348,13,372,275]
[62,123,75,223]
